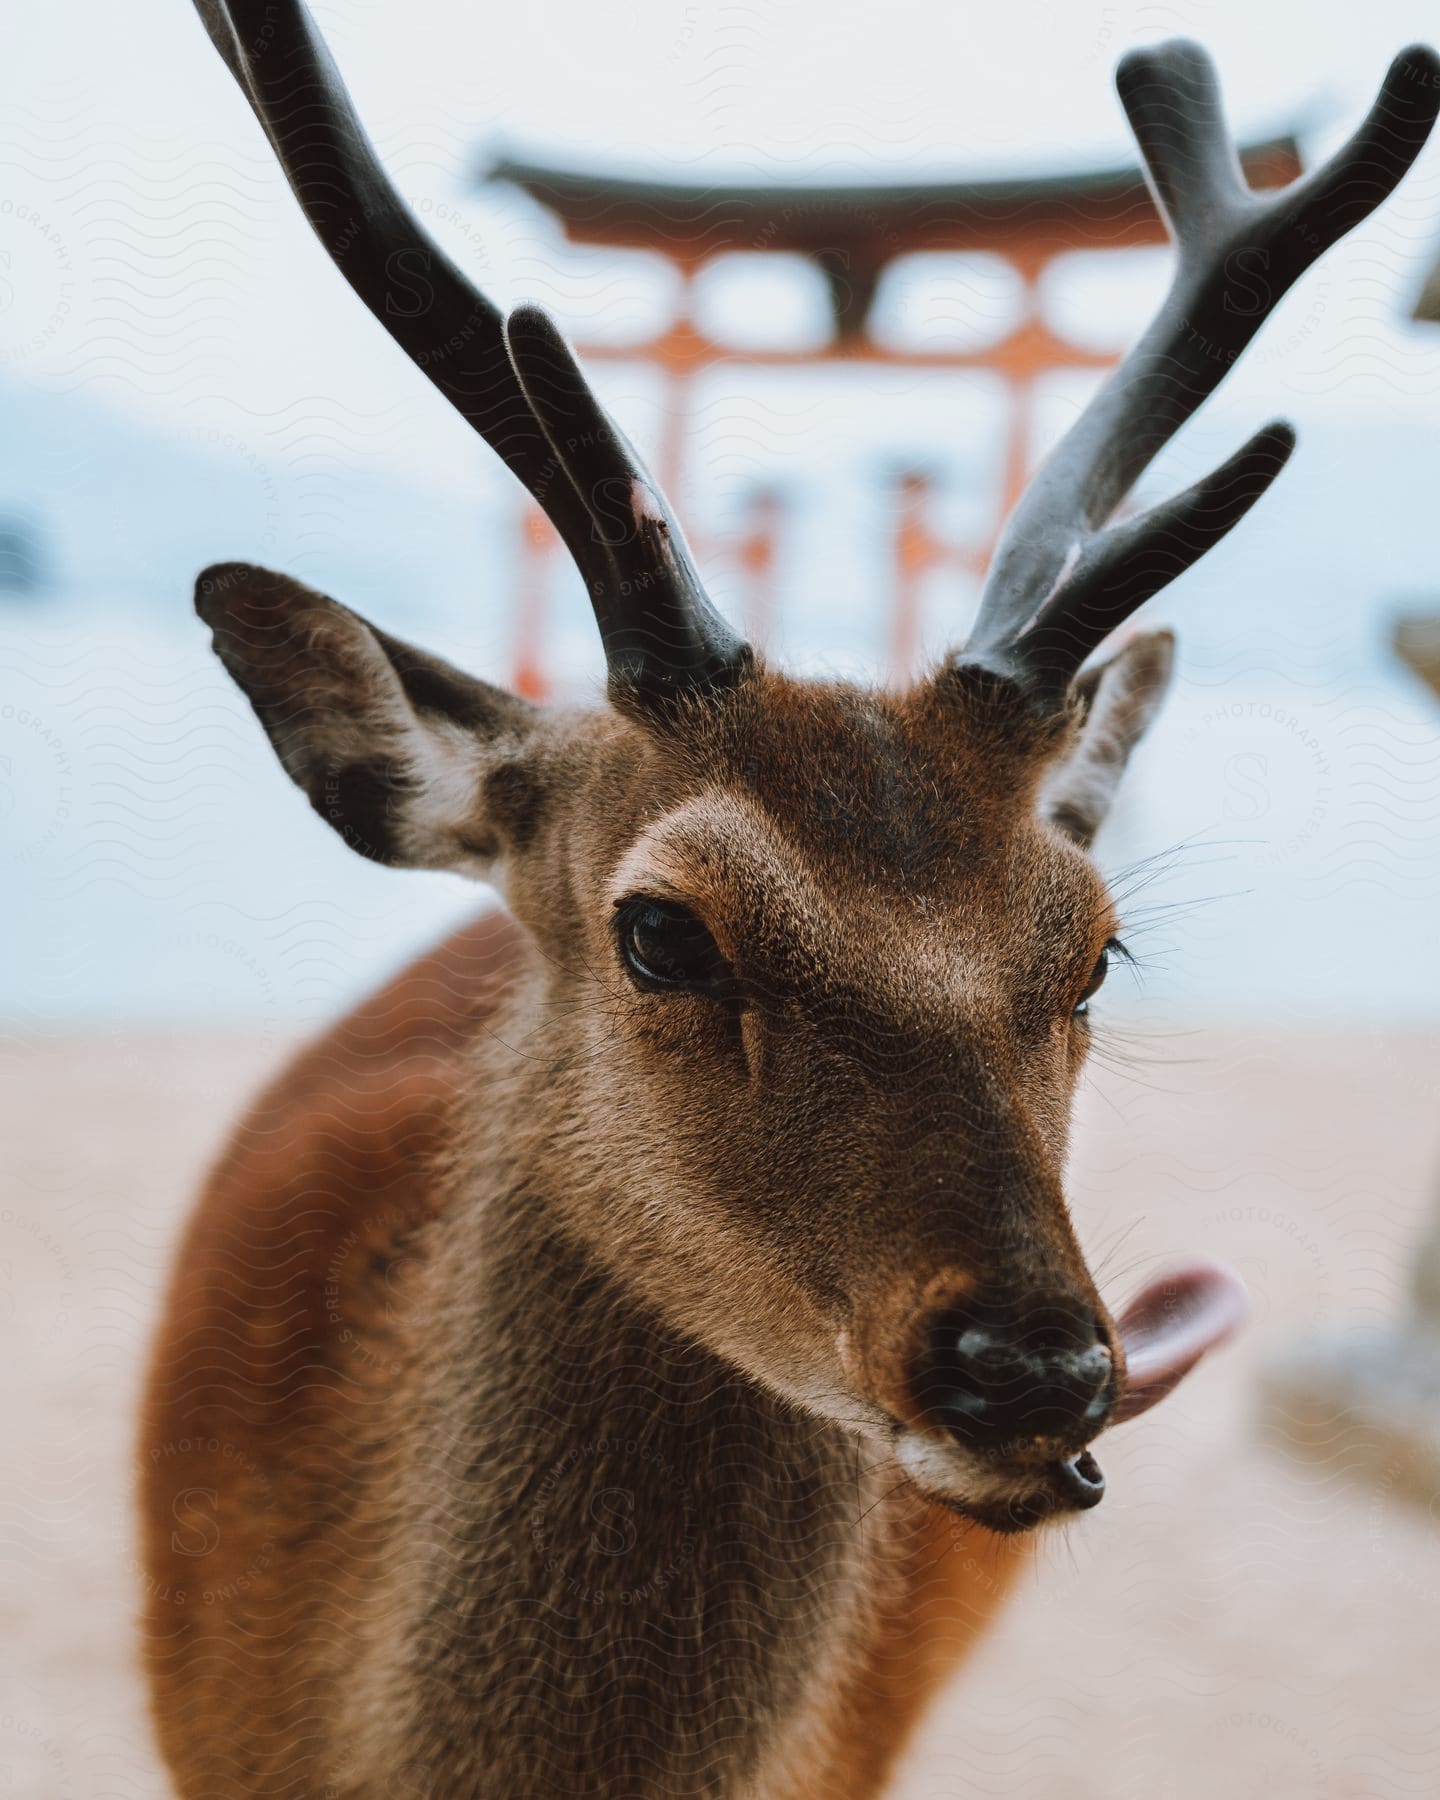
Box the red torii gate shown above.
[482,135,1302,697]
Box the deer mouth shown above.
[903,1260,1249,1533]
[1108,1258,1250,1425]
[950,1447,1109,1535]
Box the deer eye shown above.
[615,898,731,996]
[1073,945,1111,1018]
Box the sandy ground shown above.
[3,1022,1440,1798]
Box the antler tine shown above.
[965,40,1440,705]
[502,306,748,696]
[191,0,748,706]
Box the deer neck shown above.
[349,1083,888,1794]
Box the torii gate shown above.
[481,135,1302,697]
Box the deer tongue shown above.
[1108,1260,1249,1425]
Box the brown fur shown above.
[141,601,1170,1797]
[153,17,1437,1773]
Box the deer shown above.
[138,5,1440,1796]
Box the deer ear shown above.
[1040,630,1174,847]
[196,562,540,872]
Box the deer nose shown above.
[913,1297,1115,1451]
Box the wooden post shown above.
[889,468,935,684]
[735,486,781,648]
[512,506,554,703]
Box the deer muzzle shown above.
[912,1293,1117,1458]
[887,1262,1248,1532]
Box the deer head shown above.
[191,2,1438,1531]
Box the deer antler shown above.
[963,39,1440,706]
[191,0,749,707]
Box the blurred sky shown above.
[4,0,1440,1034]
